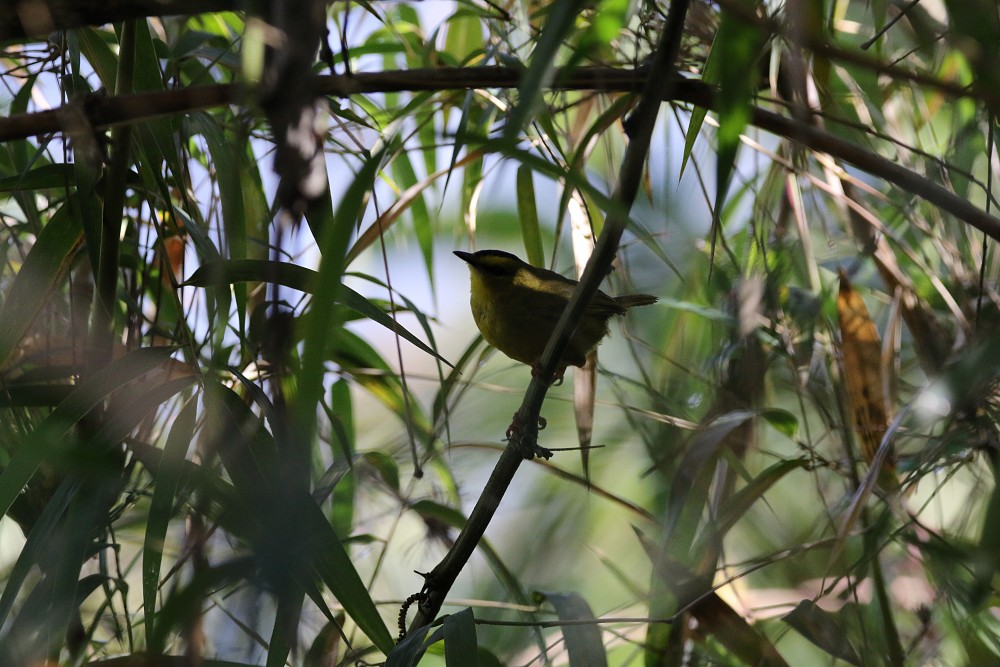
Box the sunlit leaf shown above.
[444,9,484,65]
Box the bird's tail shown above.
[616,294,658,310]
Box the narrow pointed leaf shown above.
[538,591,608,667]
[444,608,479,667]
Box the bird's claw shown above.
[530,363,566,386]
[505,413,551,459]
[533,444,553,460]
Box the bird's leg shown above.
[505,413,547,438]
[505,415,517,441]
[530,362,566,386]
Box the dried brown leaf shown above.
[837,272,897,487]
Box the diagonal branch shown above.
[406,0,692,635]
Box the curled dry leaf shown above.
[836,271,898,489]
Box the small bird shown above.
[455,249,657,379]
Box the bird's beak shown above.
[453,250,474,264]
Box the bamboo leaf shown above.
[761,408,799,438]
[0,163,72,192]
[713,7,763,205]
[503,0,585,139]
[185,259,451,366]
[516,164,544,267]
[538,591,608,667]
[385,625,441,667]
[206,383,395,654]
[711,458,808,541]
[443,608,479,667]
[0,369,194,637]
[783,600,862,665]
[0,201,83,368]
[444,9,485,65]
[0,347,179,518]
[391,149,434,283]
[142,397,197,638]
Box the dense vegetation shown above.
[2,0,1000,665]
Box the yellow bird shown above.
[455,249,657,379]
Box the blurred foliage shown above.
[1,0,1000,665]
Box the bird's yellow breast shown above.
[467,267,609,368]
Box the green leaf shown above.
[143,397,197,638]
[128,21,185,189]
[306,495,396,653]
[188,112,248,260]
[665,411,756,536]
[444,608,479,667]
[503,0,586,139]
[783,601,862,665]
[185,259,451,366]
[149,558,257,654]
[710,458,808,543]
[76,27,119,88]
[0,477,94,664]
[0,363,194,635]
[267,588,305,667]
[0,200,83,367]
[516,165,545,267]
[713,8,764,216]
[760,408,799,438]
[537,591,608,667]
[205,383,395,654]
[386,625,442,667]
[391,150,434,284]
[304,616,347,667]
[0,163,72,192]
[324,379,356,537]
[444,8,485,65]
[363,451,401,493]
[297,147,387,452]
[569,0,630,68]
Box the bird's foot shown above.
[505,413,552,459]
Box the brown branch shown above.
[1,0,236,40]
[3,65,998,241]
